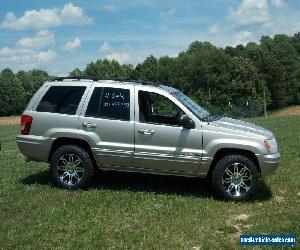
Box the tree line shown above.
[1,32,299,117]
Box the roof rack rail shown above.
[53,76,160,86]
[135,80,160,86]
[53,76,132,81]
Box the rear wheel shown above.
[212,155,259,201]
[50,145,94,189]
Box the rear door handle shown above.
[82,122,97,128]
[138,129,155,135]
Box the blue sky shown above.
[0,0,299,75]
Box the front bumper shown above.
[256,152,281,177]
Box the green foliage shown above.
[1,32,300,116]
[82,59,134,78]
[69,68,83,77]
[134,55,159,82]
[0,69,26,116]
[16,69,51,104]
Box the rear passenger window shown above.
[36,86,86,115]
[85,87,130,121]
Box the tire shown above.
[212,155,259,201]
[50,145,94,189]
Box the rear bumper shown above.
[16,135,54,162]
[257,152,281,177]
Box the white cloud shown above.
[98,42,131,63]
[98,42,112,52]
[228,0,299,45]
[262,22,274,28]
[209,24,220,34]
[160,8,176,18]
[105,52,130,64]
[0,30,56,70]
[234,31,253,46]
[230,0,270,26]
[272,0,285,8]
[104,4,118,12]
[34,50,56,62]
[17,30,54,49]
[1,3,93,30]
[62,37,81,52]
[0,47,56,66]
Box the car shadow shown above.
[19,169,273,201]
[251,180,273,202]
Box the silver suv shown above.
[16,78,280,201]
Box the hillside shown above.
[271,105,300,117]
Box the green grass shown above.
[0,116,299,249]
[0,125,19,151]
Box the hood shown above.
[210,117,273,139]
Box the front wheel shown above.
[212,155,259,201]
[50,145,94,189]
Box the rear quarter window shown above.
[36,86,86,115]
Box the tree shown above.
[230,57,267,109]
[1,32,300,117]
[0,68,26,116]
[16,71,33,104]
[134,55,159,82]
[83,59,133,78]
[157,56,178,85]
[69,68,83,77]
[29,69,51,94]
[177,41,234,106]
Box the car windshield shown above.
[172,91,220,121]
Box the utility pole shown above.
[263,89,267,117]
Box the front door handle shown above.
[138,129,155,135]
[82,122,97,128]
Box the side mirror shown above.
[179,115,195,129]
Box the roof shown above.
[52,77,178,93]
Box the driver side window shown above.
[138,91,184,126]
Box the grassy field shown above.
[0,115,299,249]
[270,105,300,117]
[0,124,19,151]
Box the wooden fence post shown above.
[263,89,267,117]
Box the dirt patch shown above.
[235,214,250,221]
[0,116,20,125]
[274,195,285,203]
[225,213,252,243]
[272,106,300,117]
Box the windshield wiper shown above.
[202,113,222,122]
[202,113,213,122]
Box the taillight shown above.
[20,115,33,135]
